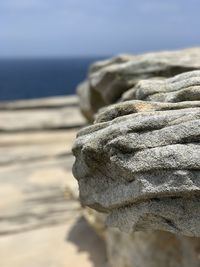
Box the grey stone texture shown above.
[122,70,200,102]
[73,70,200,237]
[83,207,200,267]
[77,47,200,121]
[107,229,200,267]
[73,105,200,236]
[74,54,200,266]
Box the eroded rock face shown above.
[107,229,200,267]
[73,69,200,266]
[73,95,200,236]
[77,48,200,120]
[73,71,200,236]
[77,81,105,122]
[122,70,200,102]
[95,100,200,123]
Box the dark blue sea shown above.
[0,57,107,101]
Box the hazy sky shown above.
[0,0,200,57]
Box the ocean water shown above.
[0,57,106,101]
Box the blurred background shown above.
[0,0,200,100]
[0,1,200,267]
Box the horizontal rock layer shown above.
[0,95,78,110]
[95,100,200,123]
[0,96,82,235]
[77,47,200,120]
[0,95,108,267]
[122,70,200,102]
[0,96,86,132]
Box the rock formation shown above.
[121,70,200,102]
[73,69,200,266]
[73,101,200,236]
[106,229,200,267]
[77,47,200,121]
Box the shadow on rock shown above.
[66,216,108,267]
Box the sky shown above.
[0,0,200,57]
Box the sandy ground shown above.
[0,96,108,267]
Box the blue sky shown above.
[0,0,200,57]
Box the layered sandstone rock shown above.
[106,229,200,267]
[0,96,108,267]
[122,70,200,102]
[0,95,86,132]
[73,103,200,236]
[73,69,200,266]
[77,47,200,120]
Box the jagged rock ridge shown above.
[77,47,200,121]
[73,70,200,237]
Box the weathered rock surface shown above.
[0,95,78,110]
[0,103,86,132]
[73,101,200,236]
[0,130,76,165]
[74,60,200,266]
[95,100,200,123]
[0,95,108,267]
[107,229,200,267]
[0,97,82,235]
[122,70,200,102]
[83,208,200,267]
[77,81,105,122]
[77,47,200,120]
